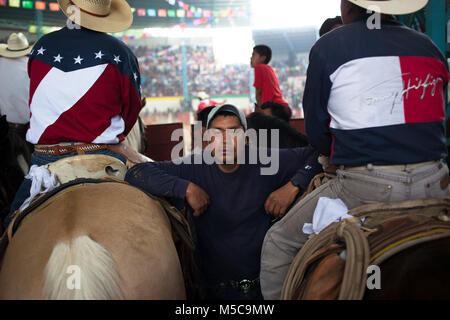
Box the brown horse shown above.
[364,236,450,300]
[0,182,185,299]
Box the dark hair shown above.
[246,112,308,149]
[253,45,272,64]
[260,102,290,122]
[319,16,343,37]
[197,106,215,127]
[350,2,373,20]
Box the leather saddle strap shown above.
[34,144,108,156]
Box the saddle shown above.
[281,198,450,300]
[48,154,128,183]
[0,178,198,298]
[34,142,153,169]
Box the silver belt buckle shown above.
[239,279,252,294]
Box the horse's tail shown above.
[43,235,123,300]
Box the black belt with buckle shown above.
[8,122,29,135]
[219,278,260,294]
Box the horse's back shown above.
[0,182,185,299]
[364,235,450,300]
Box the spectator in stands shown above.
[125,104,321,300]
[131,44,308,111]
[260,0,449,300]
[260,101,291,123]
[5,0,142,227]
[251,45,292,119]
[134,45,251,98]
[319,16,343,37]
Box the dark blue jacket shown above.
[125,146,321,285]
[303,19,449,166]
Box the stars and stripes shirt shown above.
[303,19,449,166]
[26,26,142,145]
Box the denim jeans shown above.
[260,160,450,300]
[4,149,126,228]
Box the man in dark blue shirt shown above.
[125,104,321,300]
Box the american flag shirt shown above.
[26,26,142,145]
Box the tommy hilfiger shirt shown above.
[303,19,449,166]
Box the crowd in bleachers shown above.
[272,60,307,109]
[131,44,307,108]
[133,45,250,98]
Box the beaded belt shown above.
[34,143,108,156]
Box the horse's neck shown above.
[124,121,144,153]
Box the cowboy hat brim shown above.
[0,44,33,58]
[57,0,133,33]
[347,0,428,15]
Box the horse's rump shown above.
[0,182,186,299]
[282,198,450,300]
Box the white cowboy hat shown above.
[0,33,33,58]
[197,91,210,100]
[347,0,428,15]
[57,0,133,33]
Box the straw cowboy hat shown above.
[347,0,428,15]
[197,92,210,100]
[57,0,133,33]
[0,33,33,58]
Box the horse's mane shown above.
[246,112,308,149]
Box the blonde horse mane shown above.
[43,235,123,300]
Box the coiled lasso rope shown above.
[281,219,370,300]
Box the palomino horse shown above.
[0,180,186,299]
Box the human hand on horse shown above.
[265,181,300,219]
[186,182,210,217]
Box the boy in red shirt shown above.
[251,45,292,119]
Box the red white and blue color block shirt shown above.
[26,27,142,145]
[303,19,449,166]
